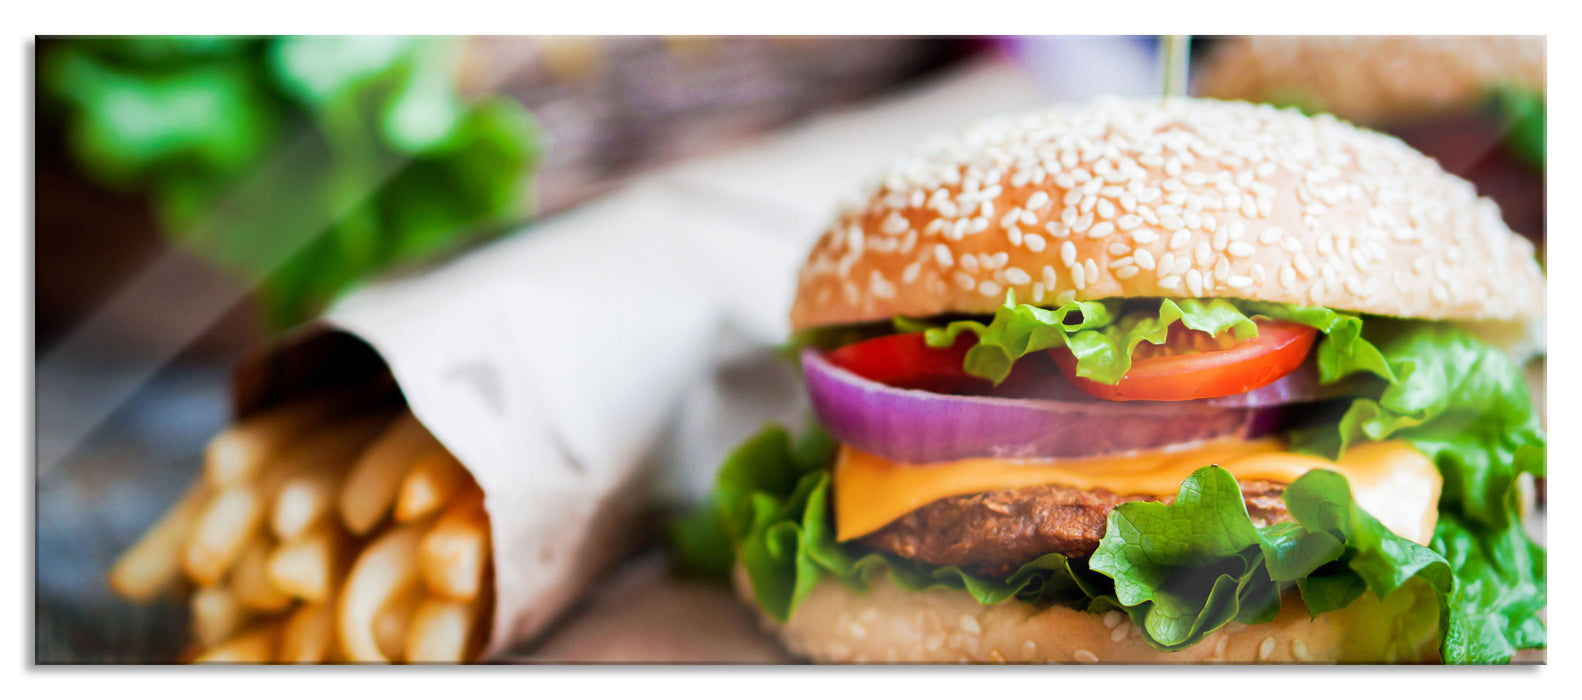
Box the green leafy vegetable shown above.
[676,308,1545,663]
[919,294,1262,385]
[41,36,541,327]
[1490,85,1545,170]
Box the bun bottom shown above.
[738,566,1441,664]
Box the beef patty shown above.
[858,480,1292,577]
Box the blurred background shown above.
[34,35,1545,663]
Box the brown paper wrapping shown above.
[227,61,1050,660]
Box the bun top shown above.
[790,98,1544,332]
[1196,36,1545,127]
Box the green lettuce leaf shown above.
[675,312,1545,663]
[669,423,1097,621]
[920,294,1265,385]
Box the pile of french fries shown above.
[107,395,493,663]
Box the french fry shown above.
[182,486,268,586]
[190,584,252,649]
[193,621,283,664]
[373,585,422,663]
[279,600,336,663]
[339,413,441,536]
[419,487,489,602]
[232,535,293,612]
[205,393,360,487]
[266,523,348,603]
[107,482,208,602]
[271,415,394,540]
[404,596,482,664]
[338,522,426,662]
[395,452,469,523]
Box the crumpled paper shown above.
[232,60,1053,658]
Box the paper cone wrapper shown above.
[229,61,1049,660]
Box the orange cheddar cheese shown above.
[833,438,1441,546]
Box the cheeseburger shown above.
[677,97,1546,664]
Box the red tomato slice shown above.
[1049,321,1317,401]
[825,333,981,393]
[826,333,1064,395]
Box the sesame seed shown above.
[1097,198,1116,219]
[1061,240,1078,267]
[953,272,975,290]
[1160,213,1185,230]
[1228,241,1256,258]
[959,615,981,635]
[1259,226,1285,244]
[933,244,954,268]
[1074,212,1095,234]
[1111,624,1130,643]
[1280,264,1296,289]
[1134,249,1156,270]
[1212,228,1229,252]
[1159,274,1182,289]
[1115,265,1140,280]
[1084,258,1099,284]
[959,253,980,273]
[1042,265,1058,289]
[1214,635,1229,657]
[847,621,868,639]
[1227,275,1254,288]
[1000,208,1023,229]
[1107,241,1130,256]
[881,212,908,235]
[1294,254,1315,277]
[1007,225,1023,246]
[1195,241,1214,265]
[1025,233,1047,253]
[1186,269,1204,296]
[1072,263,1087,290]
[1258,637,1277,661]
[979,280,1003,297]
[1055,289,1077,305]
[1291,639,1312,662]
[1074,650,1100,664]
[1027,190,1051,210]
[1117,214,1144,231]
[1169,229,1192,250]
[1023,641,1038,659]
[1102,610,1124,629]
[1004,267,1032,285]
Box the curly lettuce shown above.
[673,309,1546,663]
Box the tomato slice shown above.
[1049,321,1317,401]
[825,333,981,393]
[826,333,1065,396]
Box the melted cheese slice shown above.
[834,438,1442,545]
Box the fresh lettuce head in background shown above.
[42,36,542,328]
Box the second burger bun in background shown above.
[1194,36,1547,242]
[741,96,1544,664]
[1193,36,1545,128]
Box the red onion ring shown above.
[803,348,1283,465]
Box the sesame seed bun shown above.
[741,565,1441,664]
[1196,36,1545,127]
[790,98,1544,333]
